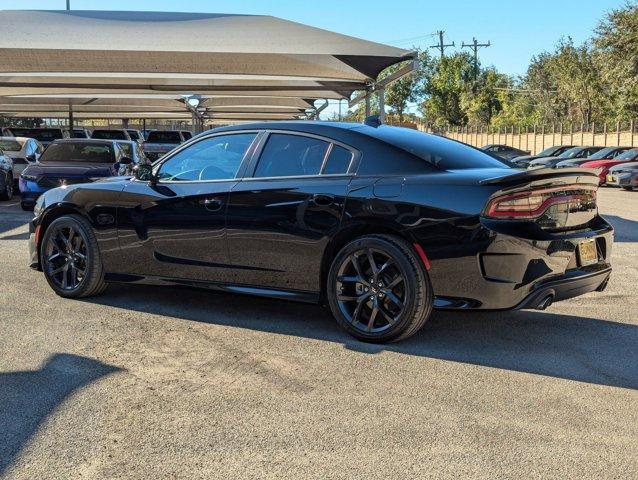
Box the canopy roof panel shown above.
[0,10,414,99]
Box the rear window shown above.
[70,129,88,138]
[40,142,114,163]
[363,126,510,170]
[92,130,128,140]
[147,131,182,143]
[0,139,22,151]
[8,128,64,142]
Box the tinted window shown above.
[9,128,64,142]
[254,134,329,178]
[366,127,509,170]
[126,130,141,141]
[147,131,182,143]
[181,131,193,140]
[92,130,128,140]
[70,129,88,138]
[39,142,114,163]
[0,139,22,151]
[323,145,353,174]
[157,133,256,181]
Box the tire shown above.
[40,214,107,298]
[0,172,13,200]
[21,201,34,211]
[327,234,433,343]
[622,186,634,191]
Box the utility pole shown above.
[429,30,454,59]
[462,37,491,79]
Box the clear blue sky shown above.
[1,0,626,117]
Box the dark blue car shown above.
[19,139,132,210]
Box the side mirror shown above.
[135,164,154,182]
[26,154,36,162]
[119,156,133,165]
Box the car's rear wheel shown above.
[41,215,107,298]
[0,172,13,200]
[622,186,634,191]
[327,234,433,343]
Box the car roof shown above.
[0,136,29,142]
[54,138,116,145]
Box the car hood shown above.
[528,156,559,166]
[4,151,26,159]
[610,161,638,172]
[511,155,537,162]
[23,162,115,177]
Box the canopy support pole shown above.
[68,100,74,129]
[349,56,419,112]
[378,86,385,123]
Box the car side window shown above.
[323,145,353,174]
[157,133,256,182]
[254,134,329,178]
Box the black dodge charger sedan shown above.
[28,122,613,343]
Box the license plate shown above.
[578,239,598,266]
[607,174,616,183]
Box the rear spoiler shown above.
[479,167,600,187]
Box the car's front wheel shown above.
[622,186,634,191]
[41,215,107,298]
[327,234,433,343]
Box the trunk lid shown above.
[480,168,600,232]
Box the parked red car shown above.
[581,148,638,185]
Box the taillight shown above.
[484,185,597,219]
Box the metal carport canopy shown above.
[0,95,314,117]
[0,10,415,100]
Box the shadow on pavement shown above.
[602,214,638,242]
[0,354,121,476]
[85,284,638,391]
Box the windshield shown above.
[0,139,23,151]
[40,142,115,163]
[538,146,563,156]
[363,126,511,170]
[8,128,63,142]
[69,129,88,138]
[147,131,182,143]
[588,147,620,160]
[557,147,583,159]
[92,130,128,140]
[617,148,638,160]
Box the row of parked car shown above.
[481,144,638,190]
[0,127,193,209]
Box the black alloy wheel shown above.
[41,215,107,298]
[327,234,433,343]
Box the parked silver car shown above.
[0,136,43,184]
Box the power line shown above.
[462,37,491,78]
[429,30,455,59]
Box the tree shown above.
[419,52,475,126]
[594,2,638,118]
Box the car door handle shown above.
[203,198,224,212]
[311,194,335,206]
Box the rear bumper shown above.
[428,217,614,310]
[514,265,611,310]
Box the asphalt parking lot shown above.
[0,189,636,480]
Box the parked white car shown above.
[0,136,43,182]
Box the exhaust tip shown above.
[537,295,554,310]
